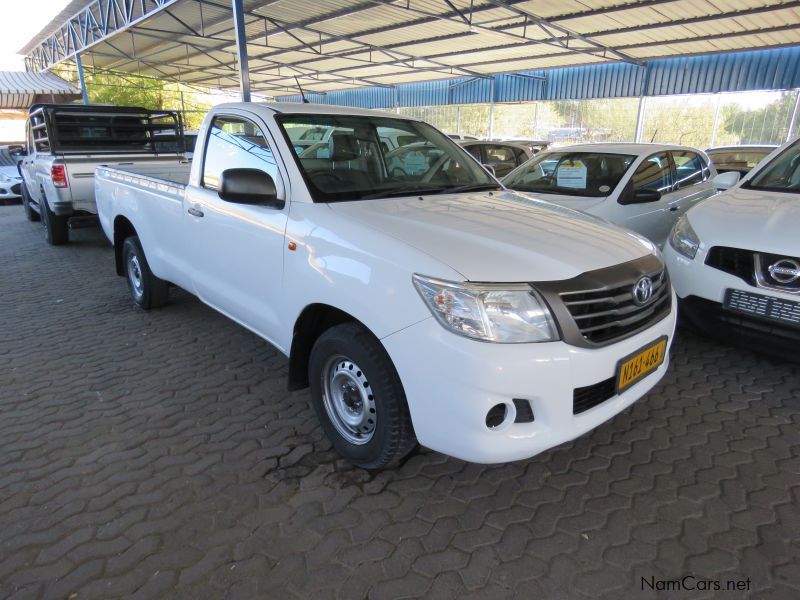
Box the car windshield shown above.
[503,151,636,197]
[277,114,498,202]
[708,149,771,172]
[743,141,800,193]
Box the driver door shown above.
[184,112,289,344]
[617,152,676,244]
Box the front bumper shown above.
[0,181,21,199]
[382,298,676,464]
[664,243,800,357]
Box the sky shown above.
[0,0,70,70]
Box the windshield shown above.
[503,151,636,197]
[277,114,498,202]
[708,149,771,173]
[744,141,800,193]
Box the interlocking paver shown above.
[0,206,798,598]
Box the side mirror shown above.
[712,171,740,191]
[619,181,661,205]
[219,168,282,207]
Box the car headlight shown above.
[668,215,700,260]
[412,274,558,343]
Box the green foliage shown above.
[721,92,797,144]
[56,66,211,130]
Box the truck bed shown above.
[96,162,192,199]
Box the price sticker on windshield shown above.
[556,160,587,189]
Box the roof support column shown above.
[232,0,252,102]
[787,89,800,141]
[75,53,89,105]
[488,78,495,140]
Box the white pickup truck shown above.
[96,103,677,469]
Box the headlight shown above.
[668,215,700,260]
[412,274,558,343]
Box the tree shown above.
[720,92,798,145]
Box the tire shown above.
[122,236,169,310]
[40,190,69,245]
[308,322,416,469]
[21,184,40,222]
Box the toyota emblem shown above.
[767,258,800,284]
[632,276,654,306]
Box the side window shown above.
[514,149,528,165]
[632,152,672,193]
[672,151,706,189]
[202,115,276,191]
[465,145,482,161]
[484,145,516,165]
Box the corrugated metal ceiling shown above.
[20,0,800,98]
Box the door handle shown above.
[188,206,204,218]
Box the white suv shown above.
[664,138,800,358]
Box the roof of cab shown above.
[215,101,413,120]
[549,142,706,155]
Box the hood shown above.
[329,191,655,282]
[0,166,21,179]
[509,189,607,214]
[687,187,799,255]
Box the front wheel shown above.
[122,236,169,310]
[308,322,416,469]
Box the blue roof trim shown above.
[276,47,800,108]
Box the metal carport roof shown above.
[19,0,800,98]
[0,71,81,108]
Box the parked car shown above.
[503,143,726,246]
[19,104,185,244]
[458,140,533,177]
[664,139,799,359]
[95,103,676,469]
[705,144,777,176]
[0,145,25,201]
[503,139,550,155]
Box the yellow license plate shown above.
[615,336,668,393]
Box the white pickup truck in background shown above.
[95,102,677,469]
[20,104,185,245]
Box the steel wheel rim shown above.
[321,355,376,445]
[127,254,144,300]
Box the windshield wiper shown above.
[447,183,503,193]
[361,186,447,200]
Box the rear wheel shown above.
[21,184,40,222]
[308,322,416,469]
[122,236,169,309]
[40,190,68,245]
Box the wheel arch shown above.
[288,303,374,391]
[113,216,137,276]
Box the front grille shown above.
[705,246,755,285]
[559,268,671,345]
[10,183,21,195]
[706,246,800,293]
[573,377,616,415]
[533,255,671,348]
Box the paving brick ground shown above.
[0,204,798,599]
